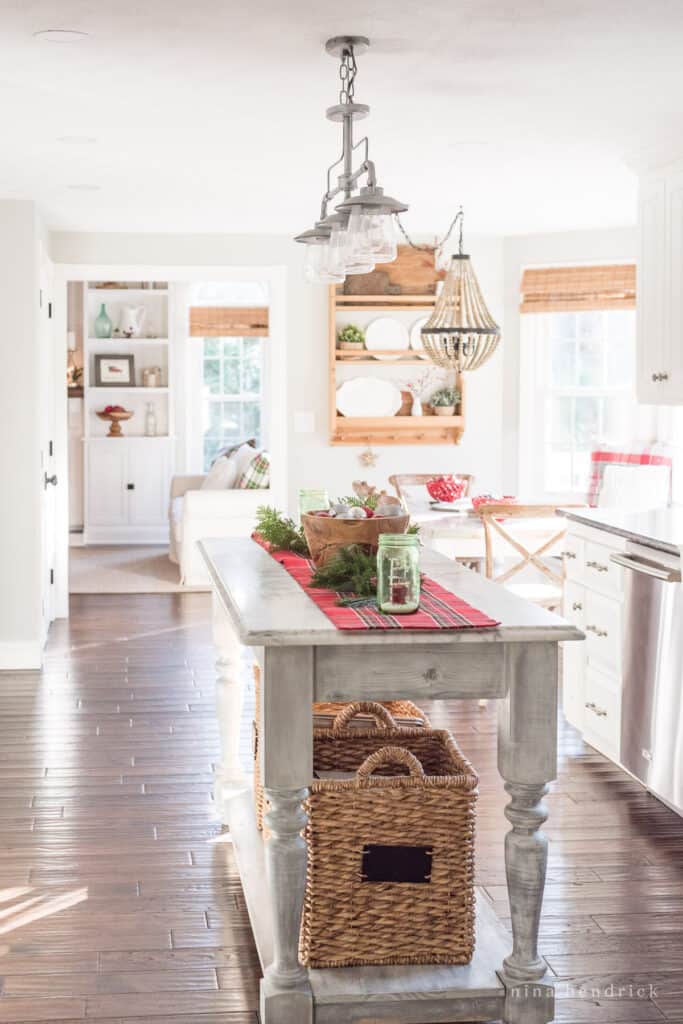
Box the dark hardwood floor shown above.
[0,593,681,1023]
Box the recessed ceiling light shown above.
[33,29,89,43]
[57,136,97,145]
[67,184,101,191]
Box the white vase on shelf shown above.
[144,402,157,437]
[411,395,423,417]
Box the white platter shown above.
[410,315,430,358]
[336,377,402,418]
[365,316,410,360]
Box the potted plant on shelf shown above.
[429,386,460,417]
[337,324,366,352]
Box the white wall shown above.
[0,202,44,668]
[502,227,637,494]
[50,232,505,510]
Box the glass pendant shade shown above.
[365,213,397,263]
[344,206,375,275]
[303,241,345,284]
[421,255,501,371]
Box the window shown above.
[521,308,637,496]
[200,336,264,470]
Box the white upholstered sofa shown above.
[169,475,267,586]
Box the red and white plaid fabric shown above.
[587,445,673,506]
[255,538,499,632]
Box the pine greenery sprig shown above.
[255,506,309,555]
[336,493,381,510]
[310,545,377,596]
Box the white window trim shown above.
[518,310,639,503]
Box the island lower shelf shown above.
[227,784,512,1023]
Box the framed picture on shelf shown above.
[94,354,135,387]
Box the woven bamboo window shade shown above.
[520,264,636,313]
[189,306,269,337]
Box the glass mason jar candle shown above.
[377,534,420,614]
[298,489,330,517]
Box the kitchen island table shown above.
[199,537,583,1024]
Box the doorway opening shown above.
[53,264,286,605]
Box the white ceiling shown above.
[2,0,682,237]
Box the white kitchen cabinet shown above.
[85,439,172,543]
[561,521,626,763]
[583,664,621,761]
[561,580,585,730]
[637,165,683,403]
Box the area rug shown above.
[69,546,209,594]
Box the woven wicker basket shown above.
[252,666,429,831]
[300,702,478,968]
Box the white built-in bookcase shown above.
[82,283,174,543]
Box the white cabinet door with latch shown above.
[127,441,171,528]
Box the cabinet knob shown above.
[652,372,670,382]
[561,550,577,559]
[572,601,583,611]
[586,559,609,573]
[585,623,608,638]
[127,483,135,491]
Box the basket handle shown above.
[331,701,398,734]
[356,745,425,782]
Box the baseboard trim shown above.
[83,527,170,544]
[0,642,42,671]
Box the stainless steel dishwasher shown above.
[611,547,683,816]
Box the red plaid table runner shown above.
[256,539,499,632]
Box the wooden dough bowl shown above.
[302,511,410,568]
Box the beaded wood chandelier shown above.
[421,212,501,372]
[399,208,501,372]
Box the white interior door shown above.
[39,254,57,636]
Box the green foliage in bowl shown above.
[337,324,365,347]
[430,386,461,408]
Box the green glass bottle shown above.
[94,303,113,339]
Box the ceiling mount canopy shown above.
[294,36,408,284]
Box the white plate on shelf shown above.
[365,317,410,360]
[336,377,402,418]
[410,315,430,358]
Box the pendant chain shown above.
[395,207,465,258]
[339,47,357,104]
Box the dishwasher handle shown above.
[610,552,681,583]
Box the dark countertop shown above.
[560,507,683,557]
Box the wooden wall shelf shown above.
[328,284,465,447]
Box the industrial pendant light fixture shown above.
[294,36,408,284]
[399,208,502,372]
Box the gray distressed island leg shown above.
[212,591,248,824]
[497,642,558,1024]
[260,646,314,1024]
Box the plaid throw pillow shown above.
[587,445,673,506]
[237,450,270,489]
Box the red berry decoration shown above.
[426,475,466,503]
